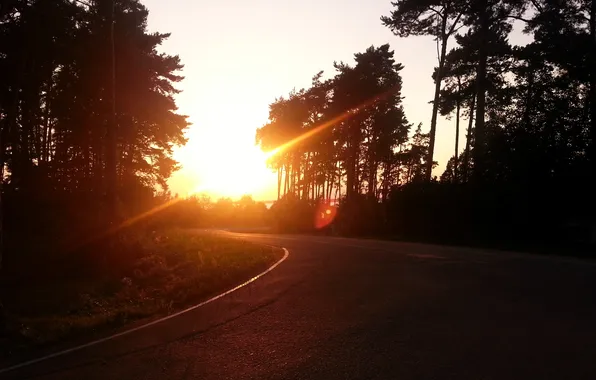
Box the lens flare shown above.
[314,201,337,229]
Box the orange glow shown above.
[175,125,275,199]
[117,198,181,229]
[70,197,184,254]
[314,202,337,229]
[192,144,272,198]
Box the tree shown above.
[382,0,466,181]
[436,25,513,181]
[0,0,189,264]
[257,44,411,204]
[331,45,410,198]
[97,0,118,222]
[524,0,595,240]
[402,123,435,183]
[461,0,527,180]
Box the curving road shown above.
[3,232,596,380]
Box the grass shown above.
[0,229,283,359]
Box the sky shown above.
[142,0,532,201]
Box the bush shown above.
[333,194,385,236]
[269,194,318,233]
[384,180,595,253]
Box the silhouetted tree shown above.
[256,44,411,205]
[437,25,513,181]
[382,0,466,181]
[0,0,189,265]
[261,0,595,249]
[461,0,528,179]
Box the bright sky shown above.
[143,0,531,201]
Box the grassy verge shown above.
[0,229,282,359]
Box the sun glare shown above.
[196,147,271,198]
[181,128,274,200]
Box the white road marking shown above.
[0,248,290,375]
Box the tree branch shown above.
[447,12,464,36]
[69,0,93,7]
[507,15,532,23]
[428,7,444,18]
[530,0,543,14]
[436,36,441,65]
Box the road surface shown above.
[2,233,596,379]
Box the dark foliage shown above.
[261,0,595,254]
[0,0,190,274]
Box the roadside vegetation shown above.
[0,228,282,358]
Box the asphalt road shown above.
[3,232,596,380]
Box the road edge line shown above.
[0,247,290,375]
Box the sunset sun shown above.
[174,123,276,200]
[195,144,272,199]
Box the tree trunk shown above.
[368,159,377,197]
[454,76,461,182]
[472,5,489,182]
[590,0,596,171]
[589,0,596,244]
[346,143,356,200]
[425,18,449,182]
[41,80,52,164]
[288,164,293,196]
[311,168,316,200]
[330,168,336,201]
[292,156,298,196]
[0,71,6,331]
[283,163,288,196]
[103,0,118,222]
[326,170,332,201]
[288,163,293,196]
[277,167,281,200]
[381,162,390,202]
[463,94,476,183]
[44,121,52,163]
[0,110,3,284]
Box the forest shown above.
[0,0,190,266]
[0,0,198,346]
[256,0,595,251]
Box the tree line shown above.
[255,45,434,203]
[155,194,270,230]
[258,0,595,249]
[0,0,189,267]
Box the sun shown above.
[196,146,272,198]
[178,127,274,200]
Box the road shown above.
[3,233,596,379]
